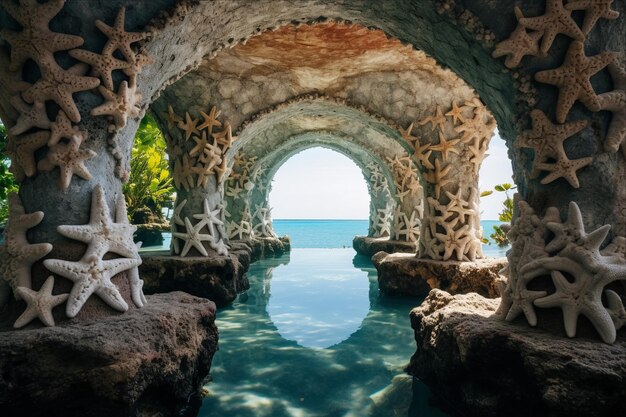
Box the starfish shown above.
[48,110,86,146]
[122,51,155,78]
[22,64,101,124]
[189,131,212,157]
[44,255,140,318]
[419,227,443,260]
[535,41,615,123]
[37,136,96,189]
[126,245,146,309]
[226,181,245,199]
[213,122,235,150]
[492,7,544,68]
[2,194,53,289]
[193,198,224,237]
[0,0,84,71]
[91,80,142,129]
[431,131,461,161]
[214,157,230,183]
[501,283,548,326]
[418,105,447,132]
[9,96,51,135]
[444,188,475,224]
[4,130,50,178]
[399,122,419,147]
[396,210,420,242]
[435,224,472,261]
[518,0,584,55]
[515,109,588,177]
[13,276,68,328]
[374,204,394,237]
[178,112,200,141]
[411,138,434,170]
[423,158,452,199]
[198,106,222,132]
[96,7,148,63]
[57,185,137,259]
[68,48,130,90]
[565,0,620,35]
[173,217,213,257]
[536,155,593,188]
[164,104,183,129]
[445,101,468,125]
[170,199,187,255]
[227,219,252,240]
[467,136,489,173]
[597,62,626,156]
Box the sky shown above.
[269,131,514,220]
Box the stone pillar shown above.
[223,153,258,241]
[364,159,396,238]
[386,155,423,245]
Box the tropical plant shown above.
[481,182,515,247]
[0,124,18,225]
[123,115,174,224]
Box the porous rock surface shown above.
[407,289,626,417]
[353,236,416,257]
[0,292,218,417]
[246,236,291,261]
[372,252,506,297]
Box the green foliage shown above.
[0,124,18,224]
[483,182,516,247]
[123,116,174,224]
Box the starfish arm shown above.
[94,283,129,313]
[582,301,617,344]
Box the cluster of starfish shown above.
[225,153,258,200]
[499,196,626,344]
[252,203,277,238]
[364,161,391,196]
[392,209,420,243]
[386,155,422,204]
[171,197,228,257]
[373,203,394,238]
[165,104,235,191]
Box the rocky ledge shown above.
[407,289,626,417]
[353,236,416,257]
[139,247,250,307]
[372,253,506,298]
[0,292,218,417]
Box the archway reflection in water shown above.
[200,248,450,417]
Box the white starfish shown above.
[252,204,277,238]
[13,276,68,328]
[170,199,187,255]
[226,181,245,199]
[193,198,224,237]
[396,210,420,243]
[227,219,252,240]
[44,255,140,318]
[173,217,212,257]
[374,203,394,237]
[435,224,472,261]
[57,185,137,259]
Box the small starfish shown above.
[444,188,475,224]
[419,227,443,260]
[164,104,183,129]
[173,217,213,257]
[48,110,86,147]
[535,41,615,123]
[57,185,137,259]
[38,136,95,189]
[492,7,544,68]
[213,122,235,150]
[14,276,68,328]
[192,198,224,237]
[44,255,140,318]
[423,158,452,199]
[445,101,468,125]
[198,106,222,132]
[4,130,50,178]
[518,0,584,55]
[226,181,245,199]
[597,62,626,156]
[411,138,434,170]
[435,224,472,261]
[396,210,420,242]
[68,48,130,90]
[418,105,447,132]
[227,219,252,240]
[9,96,51,135]
[467,136,489,173]
[96,7,148,63]
[91,80,142,129]
[178,112,200,141]
[214,157,230,183]
[565,0,620,35]
[501,283,548,326]
[536,155,593,188]
[189,131,212,157]
[431,131,461,161]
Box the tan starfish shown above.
[535,41,615,123]
[597,62,625,156]
[68,48,130,90]
[418,105,447,132]
[198,106,222,132]
[492,7,545,68]
[9,96,51,135]
[399,122,419,147]
[431,131,461,161]
[536,155,593,188]
[38,136,96,189]
[4,130,49,178]
[423,158,452,199]
[214,157,230,183]
[48,110,86,146]
[14,276,68,328]
[444,188,475,224]
[96,7,148,63]
[565,0,620,35]
[122,51,155,78]
[435,224,472,261]
[164,104,183,129]
[445,101,467,125]
[91,80,142,129]
[189,131,212,157]
[518,0,584,55]
[0,0,84,71]
[410,136,434,170]
[213,122,235,150]
[516,109,588,177]
[178,112,200,141]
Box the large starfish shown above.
[96,7,148,63]
[418,105,447,132]
[8,96,51,135]
[597,62,626,156]
[565,0,620,35]
[198,106,222,132]
[48,110,86,146]
[4,130,50,178]
[68,48,130,90]
[57,185,137,259]
[410,137,434,170]
[423,158,452,199]
[14,276,68,328]
[445,101,468,125]
[435,224,472,261]
[492,7,545,68]
[515,109,588,177]
[431,131,461,161]
[193,198,224,237]
[44,255,140,318]
[173,217,213,257]
[0,0,84,71]
[189,131,211,157]
[536,155,593,188]
[213,122,235,150]
[178,112,200,141]
[535,41,615,123]
[91,80,142,129]
[395,210,420,242]
[38,136,95,189]
[518,0,584,55]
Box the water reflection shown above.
[199,248,450,417]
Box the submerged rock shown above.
[373,252,506,298]
[353,236,416,257]
[0,292,218,417]
[407,289,626,417]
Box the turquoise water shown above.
[199,249,451,417]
